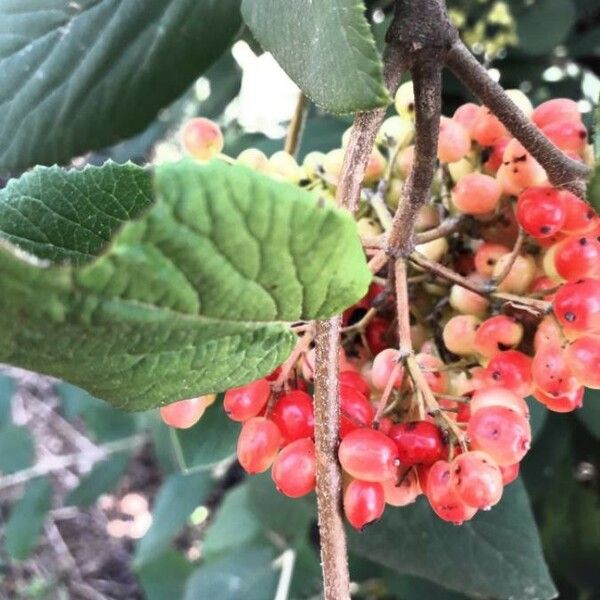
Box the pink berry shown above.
[223,379,270,422]
[160,397,207,429]
[450,451,503,509]
[237,417,282,474]
[271,438,316,497]
[344,479,385,530]
[452,173,502,215]
[338,429,399,482]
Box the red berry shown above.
[338,429,398,482]
[563,335,600,389]
[159,397,206,429]
[483,137,510,174]
[474,316,524,358]
[516,187,566,238]
[470,385,529,418]
[450,451,503,509]
[532,386,584,413]
[181,117,224,161]
[453,102,480,136]
[474,243,511,277]
[438,117,471,163]
[340,371,371,399]
[542,120,587,154]
[561,192,598,234]
[554,235,600,281]
[452,173,502,215]
[472,107,507,146]
[365,317,392,355]
[382,467,421,506]
[426,460,478,524]
[415,353,449,394]
[340,385,375,438]
[499,462,520,485]
[388,421,445,466]
[343,479,385,530]
[532,343,579,397]
[271,390,314,445]
[553,278,600,332]
[467,406,531,466]
[484,351,533,397]
[271,438,316,497]
[371,349,404,391]
[532,98,581,129]
[237,417,282,474]
[223,379,270,422]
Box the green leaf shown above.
[134,471,213,566]
[0,373,16,428]
[526,395,548,443]
[578,389,600,439]
[348,480,557,600]
[0,160,370,410]
[137,550,195,600]
[65,452,129,507]
[183,544,278,600]
[5,478,53,560]
[514,0,576,56]
[202,484,263,558]
[0,424,35,474]
[170,400,239,472]
[594,97,600,164]
[241,0,389,114]
[0,0,242,171]
[588,165,600,213]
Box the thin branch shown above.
[313,317,350,600]
[415,214,468,244]
[492,227,525,288]
[284,92,309,157]
[335,44,406,213]
[386,58,443,257]
[446,40,590,196]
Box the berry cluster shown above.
[165,85,598,530]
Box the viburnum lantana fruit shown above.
[161,92,599,530]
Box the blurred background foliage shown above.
[1,0,599,598]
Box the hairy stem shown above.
[446,40,590,195]
[313,317,350,600]
[284,92,308,157]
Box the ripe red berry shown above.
[542,120,587,154]
[552,278,600,333]
[450,451,503,509]
[365,317,392,355]
[516,187,566,238]
[532,98,581,129]
[339,385,375,438]
[532,385,584,413]
[560,192,598,234]
[499,462,520,486]
[474,315,524,359]
[474,243,510,277]
[340,371,371,399]
[426,460,478,524]
[343,479,385,530]
[159,397,207,429]
[223,378,270,422]
[483,137,510,174]
[554,235,600,281]
[271,390,314,445]
[532,343,579,397]
[467,406,531,466]
[563,335,600,389]
[382,468,421,506]
[237,417,282,474]
[472,107,507,146]
[271,438,316,498]
[484,351,533,397]
[338,429,399,482]
[388,421,445,466]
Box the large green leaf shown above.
[5,477,53,561]
[578,389,600,439]
[0,160,370,410]
[588,165,600,213]
[348,480,557,600]
[0,424,35,474]
[137,550,195,600]
[0,0,241,171]
[241,0,389,114]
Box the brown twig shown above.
[491,227,525,288]
[446,40,590,196]
[284,92,308,157]
[312,317,350,600]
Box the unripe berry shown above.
[450,451,503,509]
[448,156,475,182]
[426,460,478,524]
[377,115,414,148]
[181,117,224,161]
[534,316,563,352]
[505,89,534,117]
[452,102,480,136]
[467,406,531,466]
[438,117,471,163]
[532,98,581,129]
[472,107,507,146]
[237,148,270,171]
[271,438,316,497]
[388,421,445,466]
[338,429,399,482]
[364,149,387,184]
[269,151,304,183]
[394,145,415,179]
[449,277,490,317]
[394,81,415,119]
[451,173,502,215]
[382,468,421,506]
[357,217,383,238]
[271,390,314,444]
[443,315,481,356]
[498,139,547,194]
[482,137,510,175]
[492,253,536,294]
[160,397,207,429]
[470,385,529,418]
[474,315,524,359]
[344,479,385,530]
[542,120,587,154]
[224,378,271,422]
[474,243,511,277]
[415,353,449,394]
[371,349,404,391]
[322,148,345,181]
[302,151,326,179]
[237,417,282,474]
[415,237,449,263]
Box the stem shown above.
[334,44,406,213]
[313,317,350,600]
[395,259,412,359]
[415,214,468,244]
[446,40,590,196]
[492,227,525,288]
[386,59,443,257]
[284,92,308,157]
